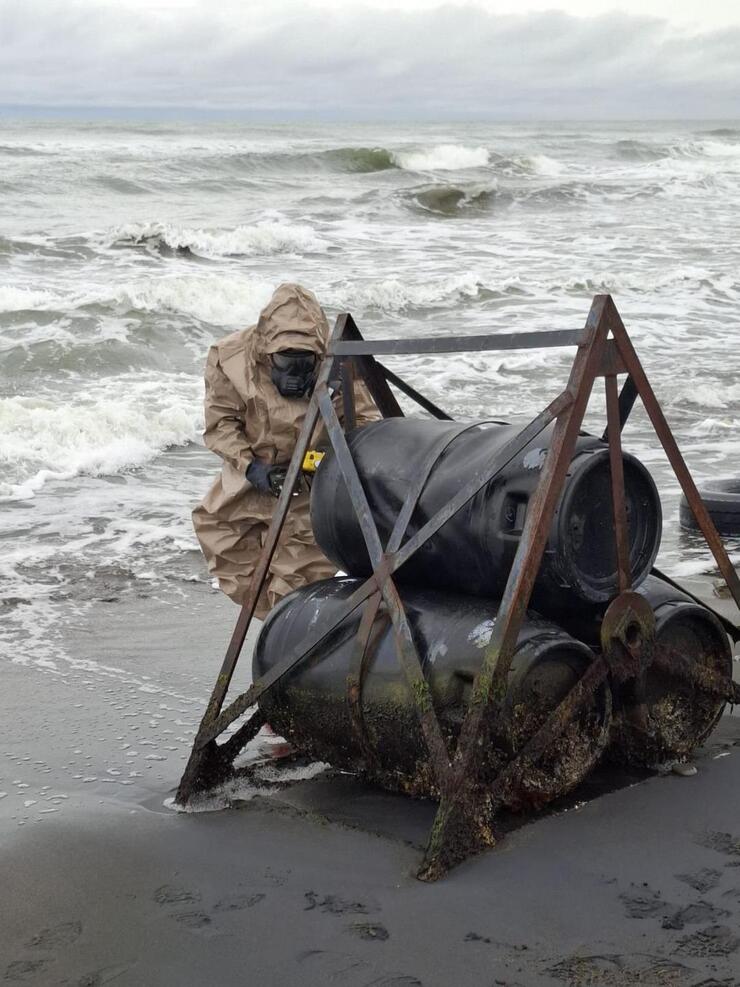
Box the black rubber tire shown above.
[679,478,740,536]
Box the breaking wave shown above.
[92,175,153,195]
[393,144,490,171]
[405,182,500,215]
[0,286,60,312]
[320,146,397,172]
[212,143,491,174]
[700,127,740,138]
[1,274,275,330]
[0,144,51,157]
[104,219,326,258]
[91,274,275,326]
[0,374,202,501]
[329,274,518,313]
[615,137,740,162]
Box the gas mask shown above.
[270,349,318,399]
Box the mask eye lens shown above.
[272,351,316,371]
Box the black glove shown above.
[246,460,278,495]
[246,460,302,498]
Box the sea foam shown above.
[98,274,276,326]
[104,218,326,258]
[0,374,202,500]
[394,144,490,171]
[0,286,59,312]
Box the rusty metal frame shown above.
[177,294,739,880]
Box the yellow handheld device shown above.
[302,450,325,474]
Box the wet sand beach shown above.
[2,582,740,987]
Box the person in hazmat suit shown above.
[192,283,378,619]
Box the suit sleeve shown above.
[351,378,382,428]
[202,346,253,474]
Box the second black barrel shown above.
[253,578,612,807]
[311,417,662,610]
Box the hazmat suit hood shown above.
[221,283,329,403]
[254,283,329,358]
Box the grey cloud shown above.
[0,1,738,117]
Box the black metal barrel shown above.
[560,575,732,765]
[253,578,612,808]
[310,418,662,612]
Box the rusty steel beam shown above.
[385,423,474,554]
[488,657,610,808]
[419,294,612,880]
[602,374,638,443]
[197,578,375,747]
[377,364,454,421]
[339,315,404,418]
[346,592,383,765]
[392,392,573,572]
[474,297,610,707]
[177,314,351,800]
[341,358,357,432]
[605,373,633,593]
[331,327,584,357]
[597,338,628,378]
[652,648,740,705]
[611,310,740,611]
[317,386,453,783]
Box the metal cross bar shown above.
[317,386,452,782]
[346,592,384,765]
[391,393,572,572]
[340,358,357,431]
[339,315,403,417]
[330,327,584,357]
[377,364,454,420]
[601,374,638,443]
[605,373,633,593]
[385,423,475,554]
[652,649,740,704]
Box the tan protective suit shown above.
[193,283,378,619]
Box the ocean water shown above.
[2,119,740,672]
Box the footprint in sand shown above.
[675,867,723,893]
[349,922,389,941]
[171,912,212,930]
[153,882,267,934]
[60,963,132,986]
[304,891,377,915]
[619,886,668,920]
[296,949,420,986]
[4,959,49,983]
[213,892,265,912]
[152,884,201,906]
[152,884,213,933]
[661,900,729,930]
[676,924,740,958]
[25,921,83,950]
[693,831,740,858]
[6,921,85,984]
[548,952,694,985]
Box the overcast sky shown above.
[1,0,739,119]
